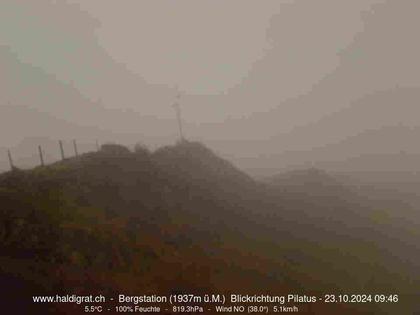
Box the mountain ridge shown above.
[1,140,419,314]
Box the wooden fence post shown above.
[59,140,65,160]
[38,145,45,166]
[73,139,79,157]
[7,149,14,170]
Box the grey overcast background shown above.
[1,0,420,174]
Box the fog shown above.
[1,0,420,174]
[2,3,420,313]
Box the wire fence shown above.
[2,139,101,172]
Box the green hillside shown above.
[0,141,418,314]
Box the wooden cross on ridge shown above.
[173,87,185,142]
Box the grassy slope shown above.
[1,141,418,314]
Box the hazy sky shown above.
[70,0,375,95]
[2,0,420,172]
[71,0,281,95]
[2,1,381,112]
